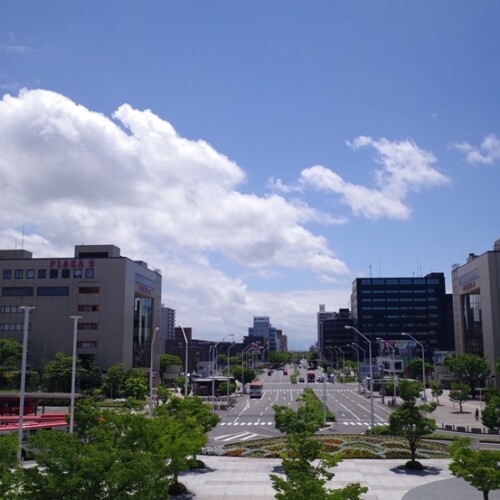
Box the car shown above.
[283,369,288,375]
[298,377,305,383]
[316,376,324,383]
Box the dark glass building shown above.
[350,272,454,357]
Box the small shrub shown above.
[188,458,205,469]
[168,482,187,495]
[404,460,424,470]
[341,448,381,459]
[225,449,244,457]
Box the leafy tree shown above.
[104,363,126,398]
[405,358,432,381]
[42,352,81,392]
[388,379,437,469]
[218,381,236,396]
[78,361,102,393]
[481,395,500,431]
[271,388,366,499]
[231,365,256,393]
[268,351,290,367]
[159,354,182,378]
[123,375,148,400]
[449,437,500,500]
[449,383,472,413]
[155,385,171,403]
[446,353,490,397]
[0,338,37,390]
[0,432,21,497]
[18,408,171,499]
[430,381,443,405]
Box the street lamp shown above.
[324,346,334,369]
[212,334,230,403]
[69,315,82,433]
[241,343,257,394]
[149,326,159,418]
[178,324,189,397]
[18,305,34,463]
[402,332,426,402]
[345,325,374,430]
[351,342,366,364]
[226,336,236,409]
[334,346,345,369]
[377,338,397,407]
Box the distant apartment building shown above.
[317,306,353,359]
[350,273,454,358]
[276,329,288,352]
[452,239,500,385]
[0,245,162,373]
[161,306,176,339]
[248,316,279,351]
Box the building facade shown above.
[161,306,176,340]
[0,245,162,372]
[248,316,278,351]
[350,273,454,358]
[451,240,500,385]
[318,306,353,358]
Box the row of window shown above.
[359,278,441,285]
[0,323,32,331]
[1,304,99,313]
[359,289,438,294]
[2,286,100,297]
[361,297,437,302]
[360,305,439,311]
[2,268,95,280]
[77,341,98,348]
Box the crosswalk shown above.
[212,431,264,443]
[219,421,274,426]
[341,421,388,426]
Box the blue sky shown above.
[1,1,500,348]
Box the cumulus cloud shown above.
[296,136,449,220]
[452,133,500,165]
[0,88,350,338]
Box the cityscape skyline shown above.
[1,3,500,346]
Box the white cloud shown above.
[0,88,351,341]
[298,136,449,220]
[452,133,500,165]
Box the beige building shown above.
[0,244,162,373]
[451,239,500,386]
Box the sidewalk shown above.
[174,456,500,499]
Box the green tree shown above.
[405,358,432,381]
[430,381,443,405]
[388,379,437,469]
[104,363,126,398]
[155,385,171,403]
[481,395,500,431]
[231,365,256,393]
[449,437,500,500]
[0,433,21,497]
[449,383,472,413]
[17,409,171,499]
[271,388,366,499]
[159,354,182,379]
[123,375,148,400]
[446,353,491,397]
[268,351,290,367]
[42,352,80,392]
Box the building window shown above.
[50,269,58,279]
[14,269,23,279]
[26,269,35,279]
[37,286,70,296]
[3,270,11,279]
[0,305,21,313]
[77,341,98,348]
[78,323,99,330]
[38,269,47,279]
[74,269,83,278]
[61,269,70,279]
[85,268,94,279]
[2,287,34,297]
[77,304,99,312]
[79,286,100,294]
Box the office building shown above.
[161,306,176,340]
[0,244,162,372]
[248,316,278,351]
[318,305,353,357]
[451,240,500,385]
[350,273,453,358]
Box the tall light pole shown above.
[226,336,236,409]
[377,338,397,407]
[402,332,426,401]
[69,315,82,433]
[334,346,345,370]
[352,342,366,364]
[350,344,361,391]
[178,324,189,397]
[241,343,256,394]
[18,305,34,463]
[149,326,159,418]
[345,326,374,430]
[212,334,230,403]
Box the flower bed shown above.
[204,435,450,460]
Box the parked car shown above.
[283,369,288,375]
[316,376,324,383]
[298,377,305,383]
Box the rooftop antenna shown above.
[369,264,372,278]
[21,225,25,250]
